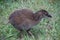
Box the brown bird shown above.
[9,9,52,36]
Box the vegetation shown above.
[0,0,60,40]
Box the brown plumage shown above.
[9,9,52,35]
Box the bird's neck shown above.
[33,14,43,21]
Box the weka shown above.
[9,9,52,35]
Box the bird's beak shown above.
[47,14,52,18]
[46,14,52,18]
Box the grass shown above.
[0,0,60,40]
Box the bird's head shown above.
[34,9,52,21]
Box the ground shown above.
[0,0,60,40]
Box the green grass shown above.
[0,0,60,40]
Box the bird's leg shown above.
[20,31,23,38]
[27,29,34,38]
[26,29,32,36]
[27,31,32,36]
[27,31,35,38]
[17,31,24,40]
